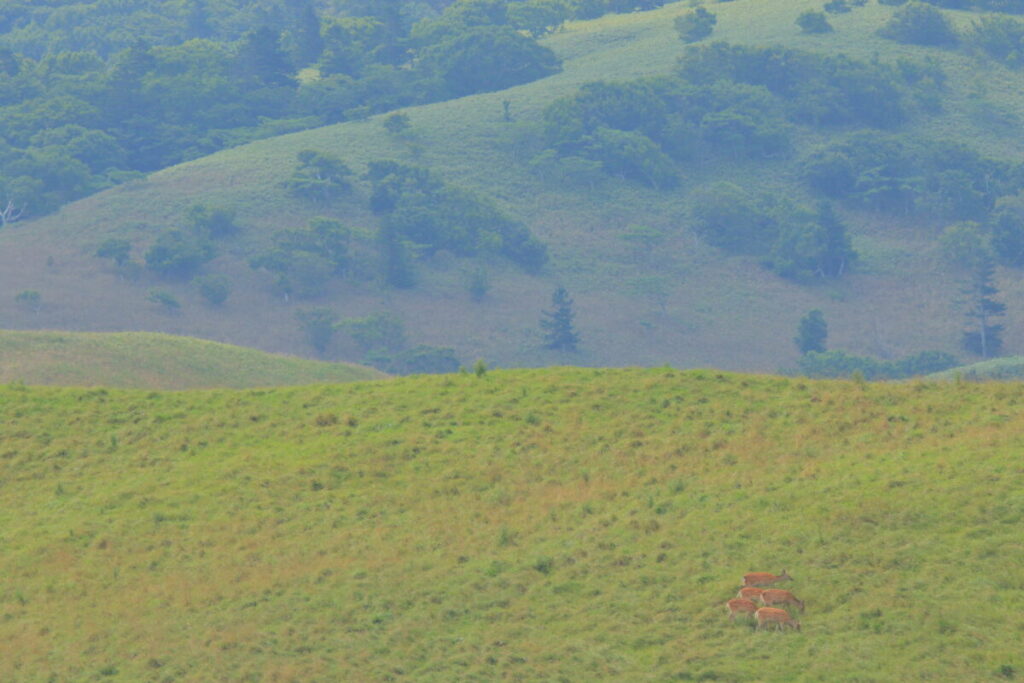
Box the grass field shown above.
[1,0,1023,372]
[1,368,1024,680]
[0,330,383,388]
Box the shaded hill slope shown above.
[0,330,383,388]
[1,368,1023,680]
[2,1,1024,371]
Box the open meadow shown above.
[2,368,1023,680]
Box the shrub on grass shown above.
[879,2,958,46]
[797,11,833,34]
[194,274,231,305]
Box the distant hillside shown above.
[928,355,1024,380]
[3,0,1024,372]
[1,368,1022,679]
[0,330,383,388]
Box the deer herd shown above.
[726,570,803,632]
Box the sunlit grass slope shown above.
[2,369,1022,680]
[0,330,383,388]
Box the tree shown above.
[285,150,352,202]
[144,230,215,279]
[675,8,717,44]
[795,310,827,354]
[95,238,132,267]
[195,274,232,305]
[382,112,412,136]
[940,223,1005,358]
[296,307,338,354]
[147,289,180,313]
[797,11,833,34]
[878,2,958,46]
[236,27,296,87]
[541,286,580,351]
[960,255,1005,358]
[14,290,41,313]
[187,204,239,239]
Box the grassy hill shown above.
[1,368,1023,680]
[929,355,1024,381]
[2,0,1024,371]
[0,330,383,388]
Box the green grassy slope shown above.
[0,330,383,388]
[2,369,1023,680]
[929,355,1024,381]
[2,0,1023,371]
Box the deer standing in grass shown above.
[759,588,804,613]
[742,570,792,587]
[726,598,759,621]
[755,607,801,632]
[736,586,765,601]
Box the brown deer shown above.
[755,607,801,632]
[736,586,765,601]
[742,570,793,587]
[726,598,758,621]
[759,589,804,613]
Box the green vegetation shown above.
[1,368,1024,679]
[0,330,382,388]
[8,0,1024,372]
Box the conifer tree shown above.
[961,255,1005,358]
[541,286,580,351]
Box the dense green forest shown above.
[0,0,668,222]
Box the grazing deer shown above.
[726,598,758,621]
[755,607,801,632]
[759,589,804,612]
[742,570,793,587]
[736,586,765,601]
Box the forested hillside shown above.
[0,0,665,221]
[2,369,1023,679]
[4,0,1024,374]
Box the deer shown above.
[759,588,804,612]
[726,598,758,621]
[755,607,801,632]
[736,586,765,601]
[742,570,793,587]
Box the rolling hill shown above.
[2,0,1023,372]
[1,368,1022,679]
[0,330,383,388]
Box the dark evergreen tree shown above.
[961,255,1005,358]
[795,310,827,354]
[541,286,580,351]
[292,0,325,67]
[379,221,416,289]
[817,202,856,277]
[185,0,213,39]
[236,27,295,87]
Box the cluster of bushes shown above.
[538,43,946,191]
[801,132,1024,222]
[250,216,361,299]
[690,187,857,281]
[677,42,945,127]
[296,308,459,373]
[94,203,239,305]
[368,160,547,287]
[797,349,959,379]
[967,15,1024,67]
